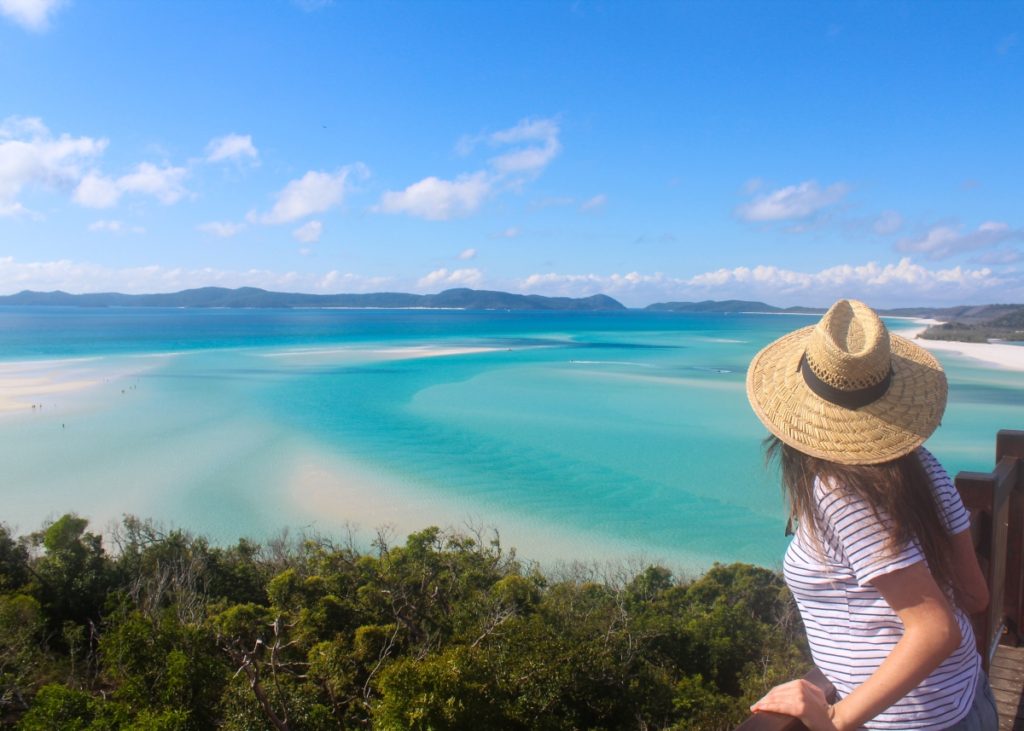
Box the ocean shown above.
[1,307,1019,572]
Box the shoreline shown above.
[894,321,1024,372]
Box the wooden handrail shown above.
[734,430,1024,731]
[996,430,1024,643]
[957,429,1024,666]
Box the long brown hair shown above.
[764,436,956,595]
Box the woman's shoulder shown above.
[916,446,971,534]
[916,445,949,477]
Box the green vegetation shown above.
[918,320,1024,343]
[913,303,1024,343]
[0,516,808,730]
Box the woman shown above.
[744,299,996,730]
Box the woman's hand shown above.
[751,678,838,731]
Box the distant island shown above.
[906,305,1024,343]
[643,299,1024,344]
[644,299,823,314]
[0,286,627,312]
[2,288,1022,343]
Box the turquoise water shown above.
[0,307,1018,571]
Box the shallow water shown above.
[0,307,1016,571]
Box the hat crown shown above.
[804,300,891,392]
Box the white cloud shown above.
[580,193,607,212]
[458,248,477,260]
[685,258,999,302]
[521,272,614,294]
[73,163,188,208]
[318,270,392,292]
[488,118,561,176]
[252,164,366,224]
[737,180,849,222]
[489,117,558,146]
[873,210,903,235]
[375,117,560,221]
[0,117,192,212]
[87,220,144,234]
[205,134,259,164]
[495,227,521,239]
[895,221,1024,260]
[0,255,393,295]
[375,172,490,221]
[0,0,63,31]
[416,267,483,290]
[73,173,121,208]
[0,117,108,216]
[517,258,1007,307]
[118,162,188,204]
[293,220,323,243]
[197,221,245,238]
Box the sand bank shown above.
[371,345,500,359]
[894,323,1024,373]
[0,359,104,413]
[0,356,160,415]
[262,343,502,367]
[287,448,709,573]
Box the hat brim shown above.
[746,326,947,465]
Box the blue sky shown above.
[0,0,1021,307]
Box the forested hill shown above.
[645,299,821,314]
[0,286,626,311]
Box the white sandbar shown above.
[0,357,159,415]
[894,323,1024,372]
[261,344,501,367]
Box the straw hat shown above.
[746,299,947,465]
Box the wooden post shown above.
[957,470,1001,671]
[956,434,1021,669]
[996,430,1024,644]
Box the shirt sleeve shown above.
[816,480,925,587]
[918,447,971,535]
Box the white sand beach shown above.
[0,357,160,415]
[0,359,102,413]
[895,322,1024,373]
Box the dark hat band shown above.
[799,354,893,410]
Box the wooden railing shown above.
[957,429,1024,668]
[734,430,1024,731]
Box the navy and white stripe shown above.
[783,448,980,730]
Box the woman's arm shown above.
[950,528,989,615]
[750,560,961,731]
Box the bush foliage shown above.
[0,517,808,730]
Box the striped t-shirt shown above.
[783,447,980,730]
